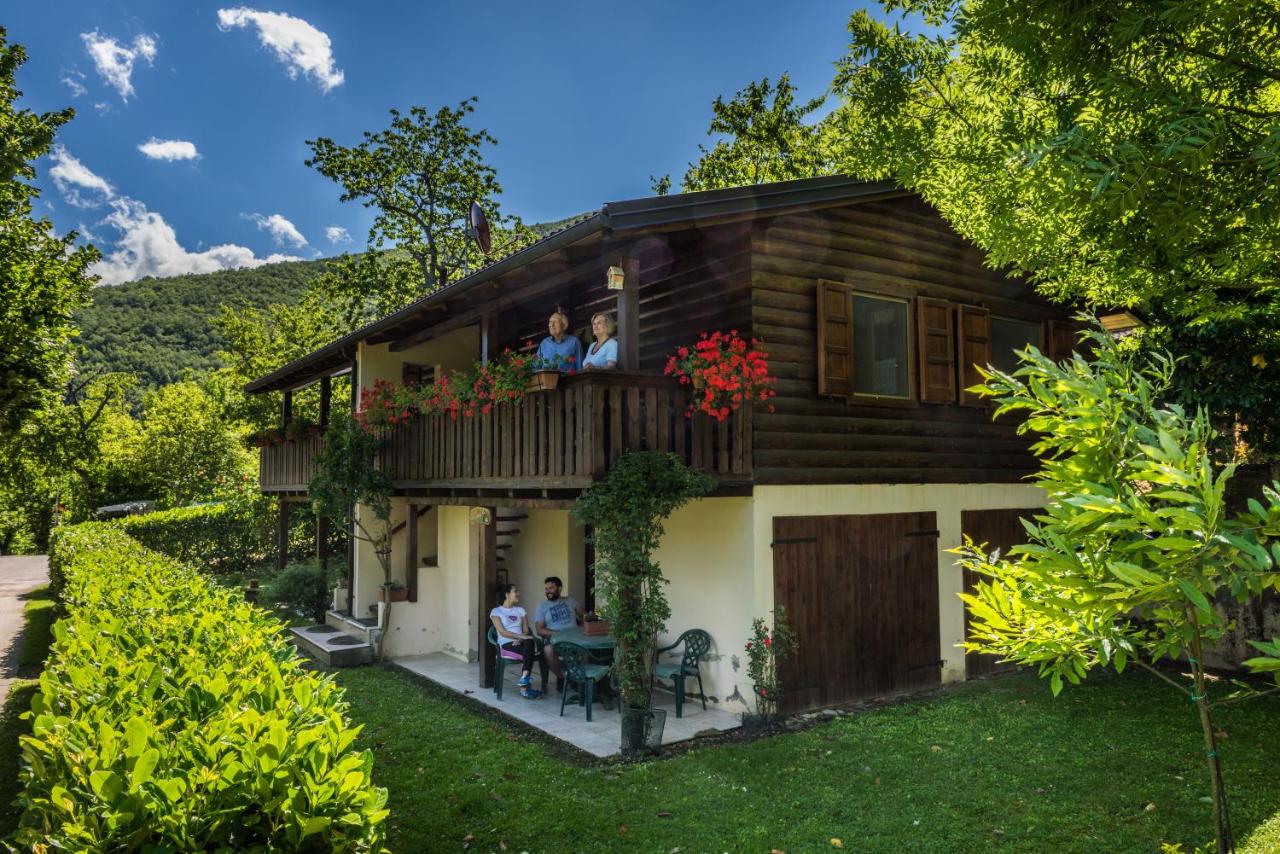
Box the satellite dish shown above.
[469,201,492,256]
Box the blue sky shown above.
[8,1,875,284]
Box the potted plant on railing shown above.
[528,346,578,392]
[663,329,777,421]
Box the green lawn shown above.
[337,666,1280,853]
[16,586,56,667]
[1,587,54,839]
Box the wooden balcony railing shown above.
[259,432,324,492]
[259,372,751,494]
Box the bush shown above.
[109,497,274,576]
[22,523,388,851]
[267,560,333,622]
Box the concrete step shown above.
[290,624,373,667]
[326,609,378,644]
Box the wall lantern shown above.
[1096,308,1146,334]
[605,265,626,290]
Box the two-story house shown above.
[247,175,1077,714]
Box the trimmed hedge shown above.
[108,499,273,576]
[18,523,387,851]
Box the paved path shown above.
[0,555,49,708]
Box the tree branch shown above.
[1133,657,1195,697]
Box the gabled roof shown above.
[245,175,902,393]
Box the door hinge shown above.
[906,529,940,538]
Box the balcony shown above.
[259,372,752,497]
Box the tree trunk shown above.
[1191,618,1234,853]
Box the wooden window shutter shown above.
[957,305,991,406]
[916,297,956,403]
[816,280,854,398]
[1047,319,1082,362]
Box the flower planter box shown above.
[527,370,561,392]
[379,586,409,603]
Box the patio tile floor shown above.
[393,653,740,757]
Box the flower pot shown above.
[379,586,409,603]
[527,370,560,392]
[582,619,611,636]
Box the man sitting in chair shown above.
[535,576,585,693]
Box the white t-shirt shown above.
[490,605,526,647]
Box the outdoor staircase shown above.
[494,510,528,587]
[289,610,376,667]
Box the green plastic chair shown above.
[486,625,547,700]
[557,641,611,722]
[652,629,711,718]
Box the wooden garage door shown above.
[772,512,941,713]
[960,508,1041,679]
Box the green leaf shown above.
[1176,578,1213,613]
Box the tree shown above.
[829,0,1280,453]
[662,74,834,194]
[305,98,533,316]
[957,328,1280,853]
[571,452,713,754]
[0,28,99,439]
[308,413,395,652]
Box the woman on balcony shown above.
[582,312,618,371]
[536,309,583,373]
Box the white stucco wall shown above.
[437,505,480,661]
[750,483,1047,685]
[503,509,588,620]
[381,503,442,658]
[650,497,757,714]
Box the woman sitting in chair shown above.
[582,312,618,371]
[490,584,543,699]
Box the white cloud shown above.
[138,138,200,161]
[48,145,114,207]
[216,8,344,92]
[93,198,302,285]
[325,225,351,244]
[246,212,308,247]
[81,31,157,101]
[61,71,87,98]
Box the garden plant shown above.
[745,606,797,723]
[957,327,1280,853]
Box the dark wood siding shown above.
[960,507,1041,679]
[751,196,1071,484]
[773,511,941,713]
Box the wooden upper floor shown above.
[249,177,1080,501]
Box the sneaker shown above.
[521,687,541,700]
[516,674,531,688]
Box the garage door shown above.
[772,512,940,713]
[960,508,1040,679]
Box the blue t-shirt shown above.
[534,596,580,632]
[536,335,583,372]
[582,337,618,370]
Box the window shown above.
[853,294,910,398]
[989,317,1042,374]
[402,363,436,387]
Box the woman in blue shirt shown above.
[536,310,583,373]
[583,312,618,370]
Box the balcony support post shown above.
[478,505,498,689]
[281,389,293,429]
[347,356,358,614]
[276,499,291,571]
[480,312,498,363]
[319,375,331,427]
[405,504,419,602]
[316,514,329,573]
[617,256,640,371]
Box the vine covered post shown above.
[571,452,714,756]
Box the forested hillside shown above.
[75,259,328,391]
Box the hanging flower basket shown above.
[664,330,778,421]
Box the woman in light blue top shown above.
[536,309,583,373]
[582,312,618,370]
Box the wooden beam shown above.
[479,506,498,689]
[480,313,498,363]
[281,389,293,429]
[319,375,331,427]
[618,256,640,371]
